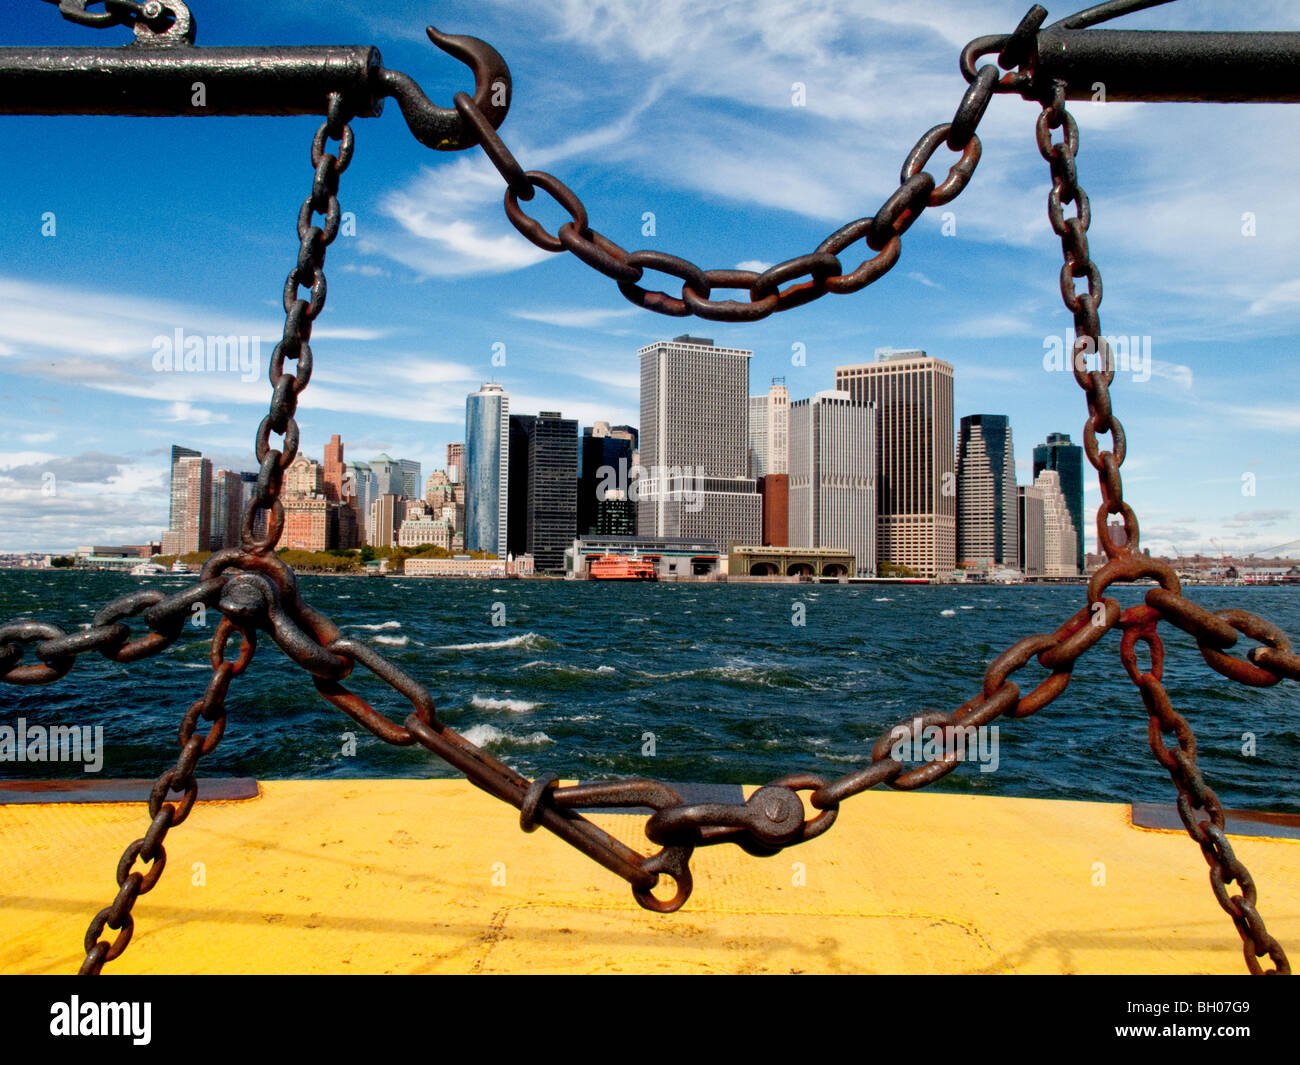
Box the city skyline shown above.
[12,344,1300,568]
[3,4,1298,557]
[132,347,1118,577]
[81,334,1296,588]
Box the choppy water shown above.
[2,571,1298,811]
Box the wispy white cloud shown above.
[566,364,640,392]
[160,402,229,426]
[944,313,1036,339]
[510,306,640,329]
[1148,361,1194,390]
[1222,404,1300,432]
[310,326,394,341]
[1247,276,1300,316]
[340,263,392,279]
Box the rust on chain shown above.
[0,0,1296,977]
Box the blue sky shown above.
[1,0,1298,556]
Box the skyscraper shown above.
[1033,432,1085,574]
[957,414,1018,570]
[425,470,453,508]
[323,434,345,502]
[465,382,509,556]
[284,455,324,497]
[397,459,422,500]
[162,454,211,556]
[1018,484,1045,576]
[341,460,375,544]
[168,445,200,533]
[789,391,876,576]
[446,443,464,484]
[749,378,790,478]
[515,411,578,573]
[368,494,406,550]
[579,422,636,536]
[1033,469,1079,577]
[835,349,955,578]
[637,335,760,549]
[209,469,243,551]
[369,454,403,499]
[507,413,535,558]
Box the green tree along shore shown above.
[151,545,500,574]
[877,562,922,578]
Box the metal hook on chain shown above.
[379,26,511,151]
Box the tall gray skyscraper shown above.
[397,459,422,500]
[789,391,877,576]
[957,414,1018,570]
[1018,484,1045,576]
[369,454,403,499]
[749,378,790,478]
[465,382,509,556]
[637,335,760,548]
[1033,432,1085,573]
[341,459,376,544]
[835,349,955,578]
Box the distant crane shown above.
[1208,538,1237,580]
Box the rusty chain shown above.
[451,24,1008,321]
[1,1,1296,975]
[242,91,353,555]
[1033,73,1289,974]
[79,616,253,974]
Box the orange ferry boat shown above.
[588,554,658,581]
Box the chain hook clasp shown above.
[379,26,510,151]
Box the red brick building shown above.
[758,474,788,547]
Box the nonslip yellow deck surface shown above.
[1,779,1296,974]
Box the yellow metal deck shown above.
[2,780,1296,974]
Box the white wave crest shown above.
[437,632,553,651]
[470,695,540,713]
[460,723,553,748]
[516,660,616,677]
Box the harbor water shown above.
[1,571,1297,812]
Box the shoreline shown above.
[3,566,1292,588]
